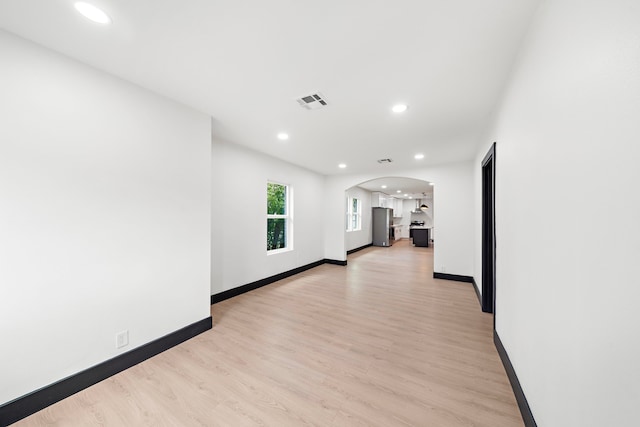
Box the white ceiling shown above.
[356,177,433,200]
[0,0,540,176]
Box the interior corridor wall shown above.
[474,1,640,425]
[345,186,373,251]
[211,140,325,295]
[0,31,211,405]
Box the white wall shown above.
[474,1,640,425]
[345,186,373,251]
[0,32,211,405]
[211,141,325,294]
[325,164,473,275]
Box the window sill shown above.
[267,247,293,256]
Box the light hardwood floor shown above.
[15,239,523,426]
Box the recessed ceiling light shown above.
[396,190,401,193]
[277,133,289,141]
[381,185,387,189]
[392,104,408,113]
[338,163,347,169]
[404,194,408,197]
[409,196,413,199]
[414,153,424,160]
[74,2,111,24]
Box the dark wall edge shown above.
[346,243,372,255]
[494,331,538,427]
[211,258,349,305]
[0,316,212,426]
[323,258,348,266]
[433,272,474,283]
[471,278,482,308]
[211,259,325,304]
[434,273,481,309]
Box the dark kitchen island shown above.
[410,227,430,247]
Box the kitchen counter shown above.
[391,224,403,241]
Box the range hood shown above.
[411,199,429,214]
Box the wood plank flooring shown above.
[15,239,523,426]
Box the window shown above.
[267,182,292,252]
[346,197,361,232]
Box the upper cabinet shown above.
[371,191,386,208]
[371,192,403,217]
[393,198,403,217]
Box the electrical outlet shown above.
[116,330,129,349]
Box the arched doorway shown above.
[344,176,434,254]
[323,166,474,281]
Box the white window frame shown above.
[346,196,362,232]
[267,181,293,254]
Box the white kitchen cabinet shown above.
[371,192,388,208]
[372,192,404,216]
[371,192,379,207]
[385,196,393,209]
[393,198,403,217]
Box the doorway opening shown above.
[345,177,434,254]
[481,143,496,314]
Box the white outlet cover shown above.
[116,330,129,349]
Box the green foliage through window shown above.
[267,183,288,250]
[346,197,361,231]
[267,218,286,250]
[267,183,286,215]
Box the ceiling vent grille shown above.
[296,92,328,110]
[377,158,393,163]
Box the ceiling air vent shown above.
[377,158,393,164]
[296,92,328,110]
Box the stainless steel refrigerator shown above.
[372,207,394,247]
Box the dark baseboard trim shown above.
[471,278,482,308]
[433,272,474,283]
[434,272,482,309]
[346,243,372,255]
[323,258,348,266]
[0,317,212,426]
[211,259,327,305]
[494,331,537,427]
[211,259,348,305]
